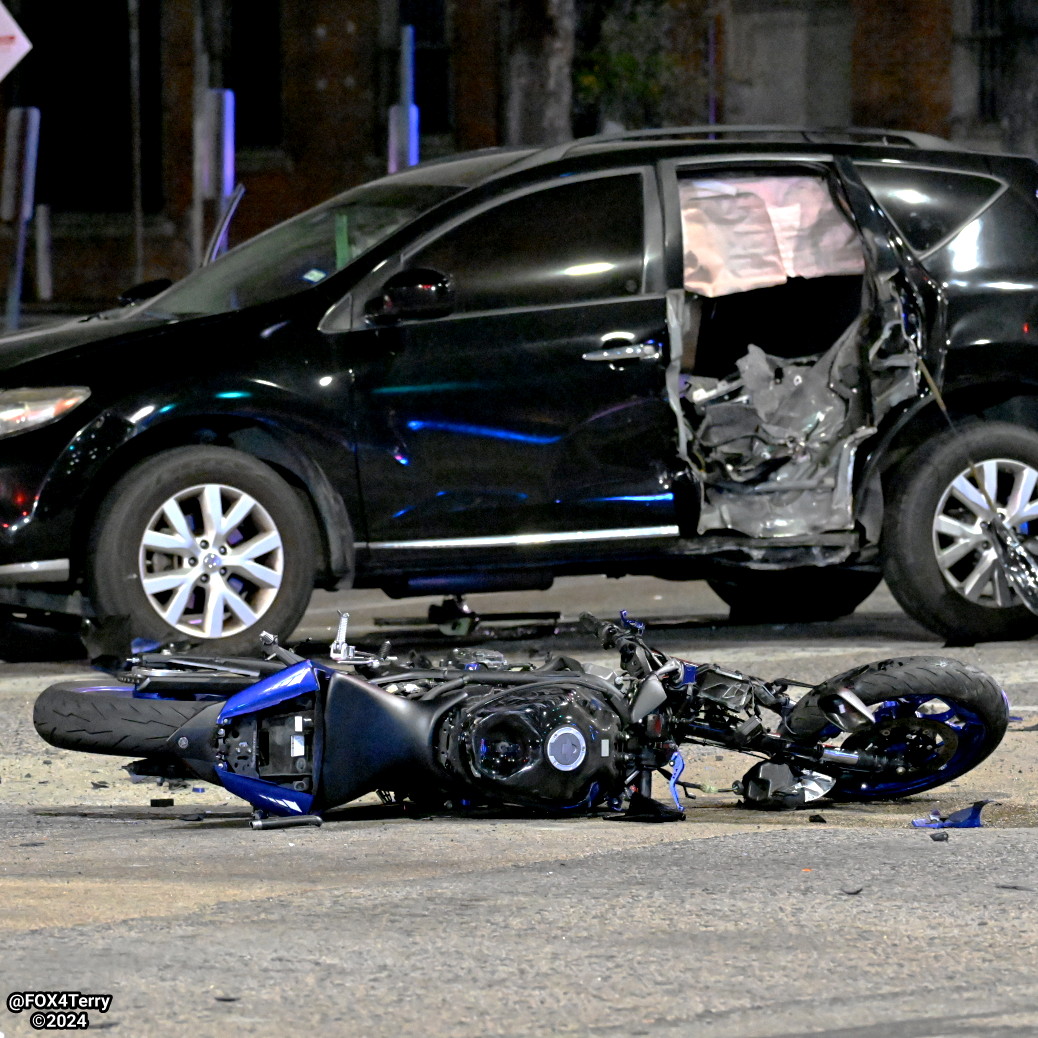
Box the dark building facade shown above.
[0,0,1023,307]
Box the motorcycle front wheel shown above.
[810,656,1009,800]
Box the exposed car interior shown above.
[677,171,877,538]
[680,172,866,373]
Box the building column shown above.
[851,0,954,137]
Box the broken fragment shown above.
[912,800,993,829]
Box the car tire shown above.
[88,446,318,654]
[706,567,881,624]
[881,421,1038,643]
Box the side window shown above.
[856,164,1003,254]
[409,174,645,312]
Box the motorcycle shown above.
[33,612,1010,826]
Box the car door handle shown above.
[582,342,661,362]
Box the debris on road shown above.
[912,800,993,829]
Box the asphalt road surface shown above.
[2,577,1038,1038]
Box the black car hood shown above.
[0,312,173,375]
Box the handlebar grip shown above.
[581,606,626,647]
[579,611,621,646]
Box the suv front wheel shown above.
[87,445,319,654]
[882,421,1038,642]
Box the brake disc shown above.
[843,715,958,777]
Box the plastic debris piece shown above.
[930,831,950,842]
[150,798,174,807]
[667,750,686,811]
[911,800,993,829]
[130,637,164,654]
[192,786,206,793]
[840,887,863,895]
[90,781,109,789]
[809,814,827,823]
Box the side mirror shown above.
[118,278,173,307]
[364,268,454,324]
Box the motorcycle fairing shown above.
[217,660,320,722]
[217,768,315,815]
[317,671,469,811]
[210,662,329,816]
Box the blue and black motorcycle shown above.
[33,613,1010,824]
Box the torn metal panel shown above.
[664,287,694,469]
[688,295,919,539]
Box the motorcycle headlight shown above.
[0,387,91,439]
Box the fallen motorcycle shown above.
[33,612,1009,824]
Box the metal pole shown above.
[2,106,39,331]
[190,0,209,269]
[33,203,51,301]
[128,0,145,284]
[706,16,718,126]
[387,24,419,172]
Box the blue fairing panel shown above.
[217,768,315,815]
[217,661,320,723]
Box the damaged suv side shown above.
[665,141,1037,642]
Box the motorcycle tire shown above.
[814,656,1009,800]
[34,683,211,758]
[881,421,1038,643]
[88,445,319,656]
[707,567,881,624]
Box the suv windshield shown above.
[145,182,462,318]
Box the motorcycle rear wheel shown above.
[813,656,1009,800]
[34,683,211,758]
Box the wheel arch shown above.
[68,415,354,590]
[857,371,1038,498]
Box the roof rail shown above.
[482,124,959,183]
[570,125,956,151]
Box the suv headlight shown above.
[0,387,91,439]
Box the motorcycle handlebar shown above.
[579,612,624,647]
[579,612,668,682]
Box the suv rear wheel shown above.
[882,421,1038,642]
[88,446,318,654]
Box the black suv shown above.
[3,126,1038,651]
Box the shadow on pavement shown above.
[0,617,87,663]
[0,606,943,667]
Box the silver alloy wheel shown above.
[932,457,1038,608]
[137,482,284,639]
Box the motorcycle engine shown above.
[439,681,625,809]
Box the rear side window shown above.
[856,164,1003,254]
[409,173,645,312]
